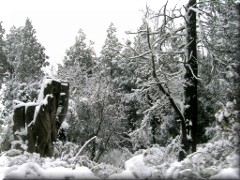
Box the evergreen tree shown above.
[100,23,122,81]
[58,29,95,97]
[0,22,8,87]
[17,18,49,80]
[63,29,94,75]
[58,28,96,144]
[3,18,48,106]
[197,0,239,144]
[0,18,49,151]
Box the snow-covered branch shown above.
[72,136,97,164]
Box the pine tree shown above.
[0,22,7,87]
[63,29,94,74]
[57,28,96,146]
[100,23,122,80]
[1,19,49,151]
[58,28,95,98]
[17,18,49,80]
[3,18,49,108]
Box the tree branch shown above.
[72,136,97,164]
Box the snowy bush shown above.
[53,140,79,159]
[0,114,14,152]
[165,139,239,179]
[2,163,99,179]
[98,148,132,168]
[108,144,178,179]
[92,162,122,178]
[0,149,100,179]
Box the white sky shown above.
[0,0,187,65]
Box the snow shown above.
[14,127,27,136]
[210,168,240,179]
[24,102,38,113]
[124,153,154,178]
[57,106,63,115]
[164,138,240,179]
[44,166,98,179]
[28,93,53,126]
[108,152,155,179]
[60,121,69,130]
[13,100,25,109]
[79,97,88,102]
[165,161,182,179]
[37,77,60,103]
[61,82,69,86]
[215,109,224,122]
[31,105,40,126]
[42,94,53,105]
[0,151,99,180]
[0,138,239,179]
[108,169,137,179]
[1,163,98,179]
[13,86,55,127]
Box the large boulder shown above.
[13,78,69,157]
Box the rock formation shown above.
[13,78,69,157]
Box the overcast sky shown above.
[0,0,187,65]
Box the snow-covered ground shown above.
[1,139,239,179]
[0,150,98,179]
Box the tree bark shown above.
[236,3,240,119]
[184,0,198,156]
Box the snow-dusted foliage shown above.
[1,133,239,179]
[0,150,99,179]
[0,18,48,152]
[165,140,239,179]
[1,0,240,179]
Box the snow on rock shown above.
[37,77,60,103]
[124,153,154,178]
[14,127,27,136]
[13,100,26,109]
[210,168,240,179]
[57,106,63,115]
[23,102,39,115]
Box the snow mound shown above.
[109,151,156,179]
[108,169,137,179]
[125,153,154,178]
[1,162,98,179]
[210,168,240,179]
[0,151,99,180]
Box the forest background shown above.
[0,0,239,179]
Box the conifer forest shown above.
[0,0,239,179]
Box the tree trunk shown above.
[184,0,198,155]
[236,3,240,118]
[144,26,189,161]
